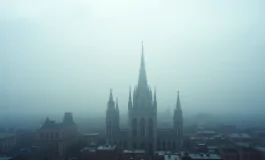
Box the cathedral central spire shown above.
[138,41,147,86]
[176,91,181,110]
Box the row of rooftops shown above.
[92,145,222,159]
[155,151,222,160]
[229,133,252,139]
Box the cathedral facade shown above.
[106,44,183,152]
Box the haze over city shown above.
[2,1,265,160]
[1,0,265,119]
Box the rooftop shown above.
[229,133,251,139]
[155,151,167,156]
[97,145,116,151]
[181,152,222,160]
[255,147,265,153]
[164,154,180,160]
[123,150,145,154]
[197,131,216,134]
[83,133,99,136]
[0,157,14,160]
[0,133,15,139]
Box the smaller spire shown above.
[176,91,181,110]
[108,89,115,109]
[109,89,114,102]
[128,86,132,109]
[153,87,157,108]
[133,87,137,108]
[154,87,157,101]
[116,97,119,109]
[129,86,132,101]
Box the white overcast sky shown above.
[1,0,265,117]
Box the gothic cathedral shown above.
[106,43,183,152]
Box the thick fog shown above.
[1,0,265,118]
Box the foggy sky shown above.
[1,0,265,118]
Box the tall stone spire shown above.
[108,89,115,108]
[128,86,132,109]
[116,97,119,109]
[138,41,147,86]
[176,91,181,110]
[153,87,157,108]
[116,97,119,117]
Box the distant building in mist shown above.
[35,112,77,159]
[105,43,183,152]
[0,133,16,153]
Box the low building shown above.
[197,131,217,138]
[35,112,77,159]
[164,153,180,160]
[219,147,240,160]
[181,152,222,160]
[0,133,16,153]
[122,149,147,160]
[255,147,265,160]
[93,145,119,160]
[229,133,252,143]
[82,133,99,148]
[154,151,167,160]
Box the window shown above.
[40,132,44,140]
[140,118,146,136]
[148,118,153,137]
[132,118,137,137]
[55,132,59,139]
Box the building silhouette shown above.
[105,43,183,152]
[35,112,77,159]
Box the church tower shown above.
[106,89,120,144]
[173,91,183,137]
[128,42,157,152]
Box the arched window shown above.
[133,143,137,149]
[132,118,137,137]
[107,121,111,139]
[148,118,153,137]
[172,141,176,150]
[55,132,59,139]
[149,143,153,152]
[40,132,44,140]
[157,140,161,150]
[140,118,146,136]
[45,132,49,140]
[123,141,127,149]
[51,132,54,140]
[167,141,171,150]
[140,142,145,149]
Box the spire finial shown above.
[129,86,132,100]
[109,89,113,102]
[138,41,147,86]
[142,40,144,54]
[154,88,157,100]
[176,91,181,110]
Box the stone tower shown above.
[106,89,120,144]
[173,91,183,137]
[128,42,157,152]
